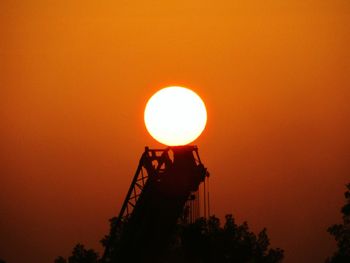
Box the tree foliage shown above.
[163,214,284,263]
[57,214,284,263]
[326,183,350,263]
[54,244,99,263]
[54,256,67,263]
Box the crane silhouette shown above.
[102,145,209,263]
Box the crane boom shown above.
[102,145,208,262]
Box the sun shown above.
[144,86,207,146]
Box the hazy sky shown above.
[1,1,349,263]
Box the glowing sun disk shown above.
[144,86,207,146]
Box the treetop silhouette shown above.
[326,183,350,263]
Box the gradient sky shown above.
[1,1,349,263]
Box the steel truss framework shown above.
[102,146,210,262]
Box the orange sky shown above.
[1,1,350,263]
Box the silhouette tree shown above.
[326,183,350,263]
[54,256,67,263]
[164,214,284,263]
[68,244,99,263]
[100,216,125,258]
[58,214,283,263]
[54,243,99,263]
[100,214,284,263]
